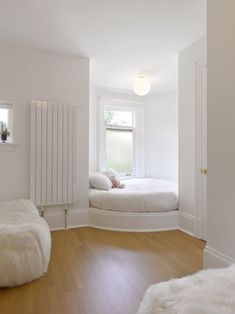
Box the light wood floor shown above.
[0,228,205,314]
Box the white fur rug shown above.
[138,265,235,314]
[0,199,51,287]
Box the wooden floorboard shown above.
[0,227,205,314]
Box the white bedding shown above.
[89,178,178,213]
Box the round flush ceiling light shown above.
[133,76,151,96]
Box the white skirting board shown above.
[43,208,89,231]
[67,209,89,229]
[178,211,196,236]
[203,246,235,269]
[43,207,178,232]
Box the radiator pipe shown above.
[40,207,45,218]
[65,206,68,230]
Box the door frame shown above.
[195,60,207,240]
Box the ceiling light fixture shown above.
[133,76,151,96]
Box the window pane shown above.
[104,109,133,126]
[106,129,133,174]
[0,108,8,131]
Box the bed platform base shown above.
[45,208,179,232]
[89,208,178,232]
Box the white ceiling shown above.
[0,0,206,94]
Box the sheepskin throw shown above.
[0,199,51,287]
[138,265,235,314]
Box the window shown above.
[0,103,13,142]
[105,109,135,175]
[98,100,145,177]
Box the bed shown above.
[89,178,178,213]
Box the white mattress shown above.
[89,178,178,213]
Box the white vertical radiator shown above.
[30,100,78,207]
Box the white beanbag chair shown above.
[0,199,51,287]
[138,265,235,314]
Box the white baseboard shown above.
[67,209,89,229]
[44,209,65,231]
[44,208,89,231]
[178,227,194,237]
[203,245,235,269]
[178,211,195,236]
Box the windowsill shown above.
[0,142,16,151]
[120,175,144,180]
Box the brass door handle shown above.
[201,168,208,175]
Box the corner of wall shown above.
[178,211,195,236]
[203,245,235,269]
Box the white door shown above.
[195,61,207,241]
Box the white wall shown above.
[145,92,178,181]
[204,0,235,267]
[89,86,142,172]
[178,37,206,234]
[0,42,89,210]
[89,85,98,172]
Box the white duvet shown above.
[89,178,178,213]
[0,199,51,287]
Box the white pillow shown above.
[89,173,112,191]
[103,168,120,181]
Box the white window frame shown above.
[98,98,145,177]
[0,102,13,143]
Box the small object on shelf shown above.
[0,127,10,143]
